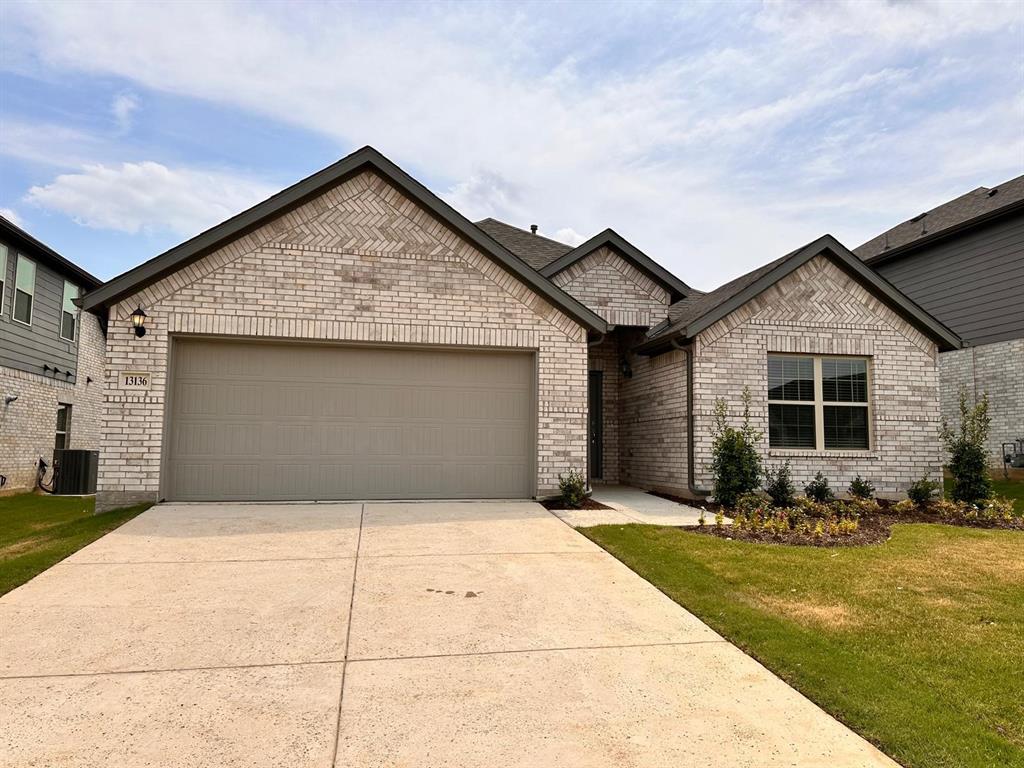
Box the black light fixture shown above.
[131,306,148,338]
[619,356,633,379]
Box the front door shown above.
[588,371,603,481]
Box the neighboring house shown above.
[81,147,959,511]
[0,216,105,493]
[855,175,1024,464]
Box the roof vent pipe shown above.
[530,224,538,235]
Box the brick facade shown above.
[0,312,105,492]
[939,338,1024,464]
[96,170,588,510]
[690,255,943,496]
[553,246,670,327]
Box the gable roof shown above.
[538,228,695,302]
[474,218,574,271]
[638,234,961,354]
[0,215,102,290]
[81,147,606,334]
[855,173,1024,264]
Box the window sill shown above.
[768,449,878,460]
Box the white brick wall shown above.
[690,255,943,496]
[97,170,588,509]
[0,312,105,492]
[553,246,670,327]
[939,338,1024,464]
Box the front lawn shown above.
[0,493,151,596]
[584,522,1024,768]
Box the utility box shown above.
[53,449,99,495]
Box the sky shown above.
[1,0,1022,291]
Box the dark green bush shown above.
[848,475,875,499]
[804,472,834,503]
[764,461,796,507]
[907,476,941,506]
[710,387,762,508]
[558,468,587,509]
[941,389,992,504]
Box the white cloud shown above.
[0,207,24,227]
[24,161,275,236]
[112,91,139,132]
[553,227,587,247]
[2,1,1021,288]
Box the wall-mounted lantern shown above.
[131,306,148,338]
[619,356,633,379]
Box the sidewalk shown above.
[553,485,711,528]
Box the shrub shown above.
[848,475,875,499]
[847,496,881,516]
[714,510,725,529]
[709,387,762,508]
[804,472,834,503]
[735,491,769,516]
[891,499,917,516]
[941,388,992,504]
[764,462,796,507]
[557,468,587,509]
[697,508,706,527]
[907,476,941,506]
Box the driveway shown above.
[0,501,895,767]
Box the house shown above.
[80,147,959,511]
[0,216,105,492]
[855,175,1024,464]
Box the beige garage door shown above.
[165,339,535,501]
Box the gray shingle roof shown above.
[855,173,1024,262]
[474,218,573,271]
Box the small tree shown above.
[710,387,762,508]
[804,472,834,503]
[764,461,796,507]
[941,388,992,504]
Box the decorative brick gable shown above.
[691,255,942,495]
[97,170,588,508]
[552,246,669,327]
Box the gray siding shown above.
[0,240,82,382]
[873,211,1024,346]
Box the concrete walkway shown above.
[554,484,710,527]
[1,501,894,767]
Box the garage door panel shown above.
[167,340,534,500]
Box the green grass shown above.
[584,522,1024,768]
[0,493,151,596]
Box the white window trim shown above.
[55,403,72,450]
[60,280,79,342]
[13,254,36,327]
[0,243,7,318]
[767,354,873,452]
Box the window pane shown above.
[768,356,814,401]
[54,432,67,451]
[14,290,32,323]
[824,405,869,449]
[16,255,35,293]
[56,405,69,432]
[822,358,867,402]
[769,403,816,448]
[61,312,77,341]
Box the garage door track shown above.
[0,502,895,767]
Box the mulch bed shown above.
[539,496,613,511]
[690,505,1023,547]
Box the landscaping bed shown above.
[539,496,612,511]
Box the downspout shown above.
[672,336,710,500]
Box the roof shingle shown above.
[474,218,573,271]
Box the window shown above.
[55,404,72,450]
[0,243,7,316]
[14,254,35,325]
[768,355,870,450]
[60,280,79,341]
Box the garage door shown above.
[165,339,535,501]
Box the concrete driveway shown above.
[1,501,895,767]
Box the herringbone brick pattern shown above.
[553,246,669,327]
